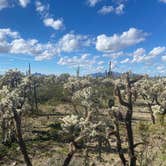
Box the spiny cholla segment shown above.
[0,75,32,118]
[135,78,166,114]
[64,77,91,94]
[61,114,106,139]
[72,86,99,108]
[62,77,109,142]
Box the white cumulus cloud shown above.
[0,0,30,10]
[132,47,166,63]
[43,18,63,30]
[58,54,96,67]
[98,6,114,15]
[0,28,92,61]
[35,1,64,30]
[120,58,130,64]
[87,0,102,7]
[57,33,92,52]
[131,48,146,63]
[96,28,147,52]
[18,0,30,8]
[0,28,20,52]
[98,4,125,15]
[148,46,166,57]
[57,54,103,73]
[115,4,125,15]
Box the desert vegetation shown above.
[0,68,165,166]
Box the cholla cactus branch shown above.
[114,72,143,166]
[130,75,144,84]
[116,86,129,107]
[0,72,32,166]
[109,106,127,166]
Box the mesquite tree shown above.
[0,73,32,166]
[115,72,143,166]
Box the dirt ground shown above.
[0,104,165,166]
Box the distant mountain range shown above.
[89,71,122,78]
[89,71,144,78]
[32,71,141,78]
[33,72,47,76]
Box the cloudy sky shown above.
[0,0,166,75]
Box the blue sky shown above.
[0,0,166,76]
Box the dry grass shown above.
[0,103,165,166]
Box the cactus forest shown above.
[0,0,166,166]
[0,68,165,166]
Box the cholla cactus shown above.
[114,72,144,166]
[0,72,32,166]
[61,113,109,144]
[61,112,109,165]
[64,77,91,95]
[0,76,32,144]
[113,78,123,87]
[62,77,111,166]
[151,104,165,125]
[101,77,114,87]
[0,76,32,112]
[152,105,161,115]
[62,82,101,136]
[0,69,23,89]
[135,77,166,124]
[61,115,80,138]
[64,77,101,117]
[72,86,99,109]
